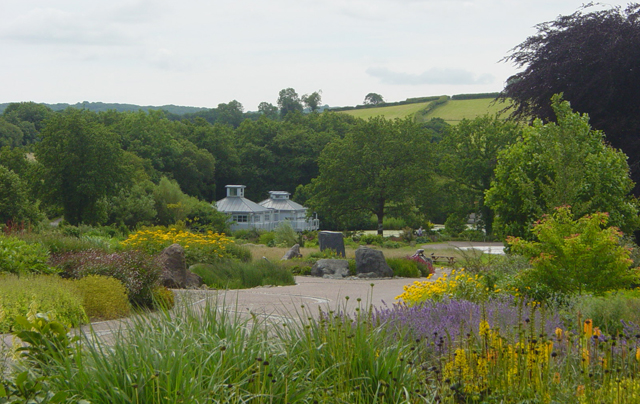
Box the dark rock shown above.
[157,243,203,289]
[281,244,302,260]
[318,231,346,257]
[355,246,393,278]
[310,259,349,278]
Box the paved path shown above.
[2,270,450,351]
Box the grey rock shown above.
[318,231,346,257]
[310,259,349,278]
[355,246,393,278]
[157,243,203,289]
[281,244,302,260]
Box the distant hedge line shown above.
[450,92,500,100]
[329,96,445,112]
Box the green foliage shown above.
[36,109,130,226]
[151,286,175,310]
[0,236,53,275]
[305,117,433,234]
[72,275,131,320]
[0,275,86,333]
[357,233,385,246]
[508,206,638,296]
[190,259,295,289]
[386,258,421,278]
[224,243,252,263]
[50,250,162,308]
[21,233,113,255]
[273,220,298,247]
[444,213,467,237]
[571,290,640,334]
[258,231,276,246]
[486,95,639,238]
[438,115,522,236]
[0,165,42,226]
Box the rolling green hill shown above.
[340,97,513,124]
[341,101,433,120]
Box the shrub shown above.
[399,227,415,243]
[18,231,115,254]
[121,227,236,265]
[382,240,402,249]
[191,259,295,289]
[386,258,421,278]
[396,269,491,305]
[273,221,298,247]
[0,274,85,333]
[0,235,54,275]
[508,206,638,296]
[358,234,384,246]
[72,275,131,320]
[444,213,467,236]
[152,286,175,310]
[258,231,276,246]
[49,250,162,308]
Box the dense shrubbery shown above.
[386,258,421,278]
[0,274,86,333]
[71,275,131,320]
[49,250,162,308]
[0,236,53,275]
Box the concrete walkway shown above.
[1,270,450,351]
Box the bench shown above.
[429,253,456,265]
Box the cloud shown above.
[367,66,495,85]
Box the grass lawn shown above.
[340,102,432,120]
[424,98,512,124]
[338,98,514,125]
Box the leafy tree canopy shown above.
[302,91,322,112]
[499,3,640,190]
[486,95,639,239]
[36,109,130,225]
[304,117,433,234]
[277,88,303,118]
[438,115,522,235]
[364,93,384,105]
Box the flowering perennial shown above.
[121,228,233,257]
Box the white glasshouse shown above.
[215,185,319,232]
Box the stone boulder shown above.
[310,259,349,279]
[355,246,393,278]
[157,243,203,289]
[281,244,302,260]
[318,231,346,257]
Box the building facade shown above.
[215,185,319,232]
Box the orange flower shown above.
[576,385,585,397]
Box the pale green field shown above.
[425,98,512,124]
[339,98,513,124]
[341,101,432,120]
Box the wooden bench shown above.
[429,253,456,265]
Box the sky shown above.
[0,0,633,111]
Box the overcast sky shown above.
[0,1,632,110]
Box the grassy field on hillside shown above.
[341,101,432,120]
[424,98,511,124]
[339,98,513,124]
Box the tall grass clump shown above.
[190,259,295,289]
[32,295,430,403]
[0,274,85,333]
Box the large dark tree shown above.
[499,3,640,190]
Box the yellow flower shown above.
[583,319,593,338]
[555,327,563,341]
